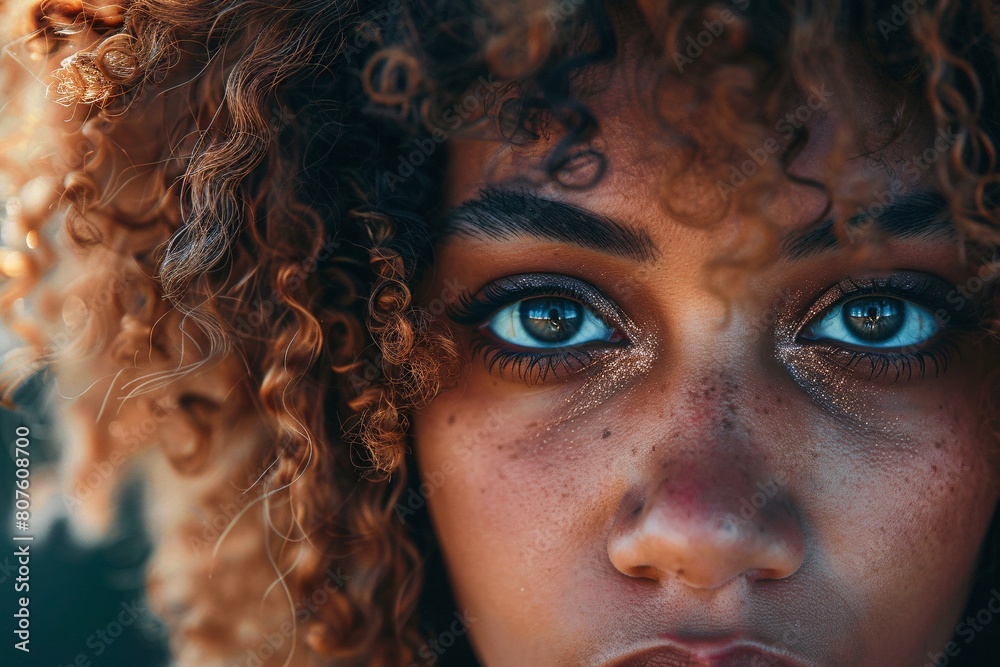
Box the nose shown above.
[607,468,805,589]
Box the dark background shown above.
[0,372,168,667]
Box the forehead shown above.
[442,41,932,246]
[435,44,960,291]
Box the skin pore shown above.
[410,27,1000,667]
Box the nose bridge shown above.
[658,292,769,431]
[660,353,759,455]
[607,375,805,590]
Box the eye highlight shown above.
[446,274,630,383]
[487,296,620,349]
[792,272,983,383]
[801,296,940,350]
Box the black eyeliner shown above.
[445,273,627,333]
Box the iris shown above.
[842,297,905,343]
[518,298,584,344]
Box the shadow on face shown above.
[409,14,1000,667]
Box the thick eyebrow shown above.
[435,187,658,262]
[781,191,955,260]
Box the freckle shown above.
[602,429,612,439]
[447,414,456,425]
[631,447,638,455]
[762,408,769,415]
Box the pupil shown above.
[519,298,583,343]
[842,297,905,342]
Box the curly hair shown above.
[1,0,1000,665]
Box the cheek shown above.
[411,359,1000,665]
[806,393,1000,660]
[412,388,624,657]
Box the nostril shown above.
[630,500,644,518]
[607,476,805,589]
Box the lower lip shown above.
[609,644,805,667]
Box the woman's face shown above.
[411,41,1000,666]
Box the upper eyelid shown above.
[795,273,980,338]
[445,274,628,330]
[800,274,943,318]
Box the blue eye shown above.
[803,295,940,349]
[485,296,618,349]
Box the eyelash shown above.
[794,275,979,383]
[447,272,984,386]
[811,338,958,383]
[446,276,626,384]
[472,345,599,384]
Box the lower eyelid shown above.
[471,340,603,384]
[813,342,957,382]
[782,273,976,384]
